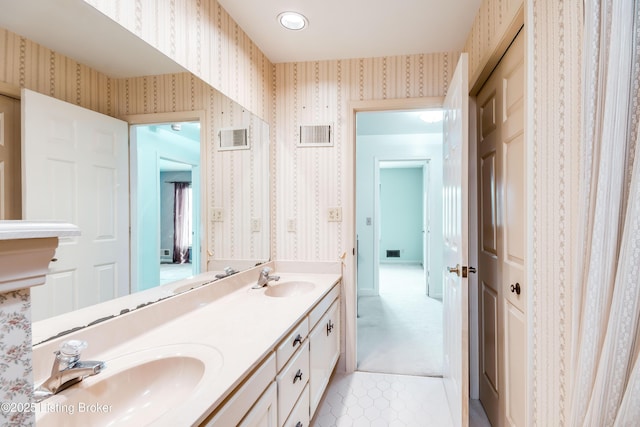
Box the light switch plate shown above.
[212,208,224,222]
[328,207,342,222]
[251,218,261,232]
[287,219,296,233]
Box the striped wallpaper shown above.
[112,74,271,263]
[464,0,583,425]
[0,0,586,424]
[273,53,459,261]
[464,0,524,82]
[83,0,272,122]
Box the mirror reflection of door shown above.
[130,122,201,291]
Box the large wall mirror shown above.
[0,0,271,329]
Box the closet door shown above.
[476,29,526,427]
[499,30,526,427]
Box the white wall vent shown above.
[218,128,249,150]
[299,124,333,147]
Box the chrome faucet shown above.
[252,267,280,289]
[33,340,105,402]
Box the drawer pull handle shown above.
[296,423,303,427]
[293,369,303,384]
[293,334,303,347]
[326,320,334,336]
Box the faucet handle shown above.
[59,340,87,360]
[261,267,273,275]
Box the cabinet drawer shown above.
[283,384,309,427]
[202,352,276,427]
[277,318,309,371]
[277,342,309,426]
[308,283,339,328]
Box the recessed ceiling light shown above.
[278,12,308,31]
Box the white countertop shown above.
[0,221,80,239]
[32,261,342,426]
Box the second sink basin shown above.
[36,344,223,427]
[264,280,316,297]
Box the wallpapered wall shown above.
[0,24,271,265]
[112,74,271,263]
[0,0,583,424]
[83,0,272,122]
[462,0,582,425]
[273,53,458,261]
[0,21,271,421]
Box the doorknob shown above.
[447,264,461,276]
[447,264,476,278]
[510,283,521,295]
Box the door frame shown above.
[373,157,429,296]
[345,97,443,373]
[123,111,207,292]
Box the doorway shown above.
[355,109,444,377]
[159,159,194,285]
[130,120,202,291]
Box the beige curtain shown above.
[570,0,640,425]
[173,182,192,264]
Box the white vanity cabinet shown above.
[202,354,277,427]
[277,339,309,425]
[308,288,341,417]
[239,382,278,427]
[200,282,341,427]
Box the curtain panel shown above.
[173,182,191,264]
[570,0,640,425]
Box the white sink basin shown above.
[264,281,315,297]
[36,344,223,426]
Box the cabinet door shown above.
[239,382,278,427]
[309,298,340,416]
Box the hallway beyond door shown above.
[357,264,443,377]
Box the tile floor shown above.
[313,263,492,426]
[312,371,453,426]
[312,371,492,426]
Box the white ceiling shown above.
[0,0,482,77]
[218,0,483,63]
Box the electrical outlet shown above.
[212,208,224,222]
[287,218,296,233]
[251,218,261,232]
[328,207,342,222]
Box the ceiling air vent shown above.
[299,124,333,147]
[218,128,249,151]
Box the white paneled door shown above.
[442,53,469,427]
[22,89,129,321]
[476,29,526,427]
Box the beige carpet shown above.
[357,263,443,377]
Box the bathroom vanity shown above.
[203,281,340,426]
[31,261,342,426]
